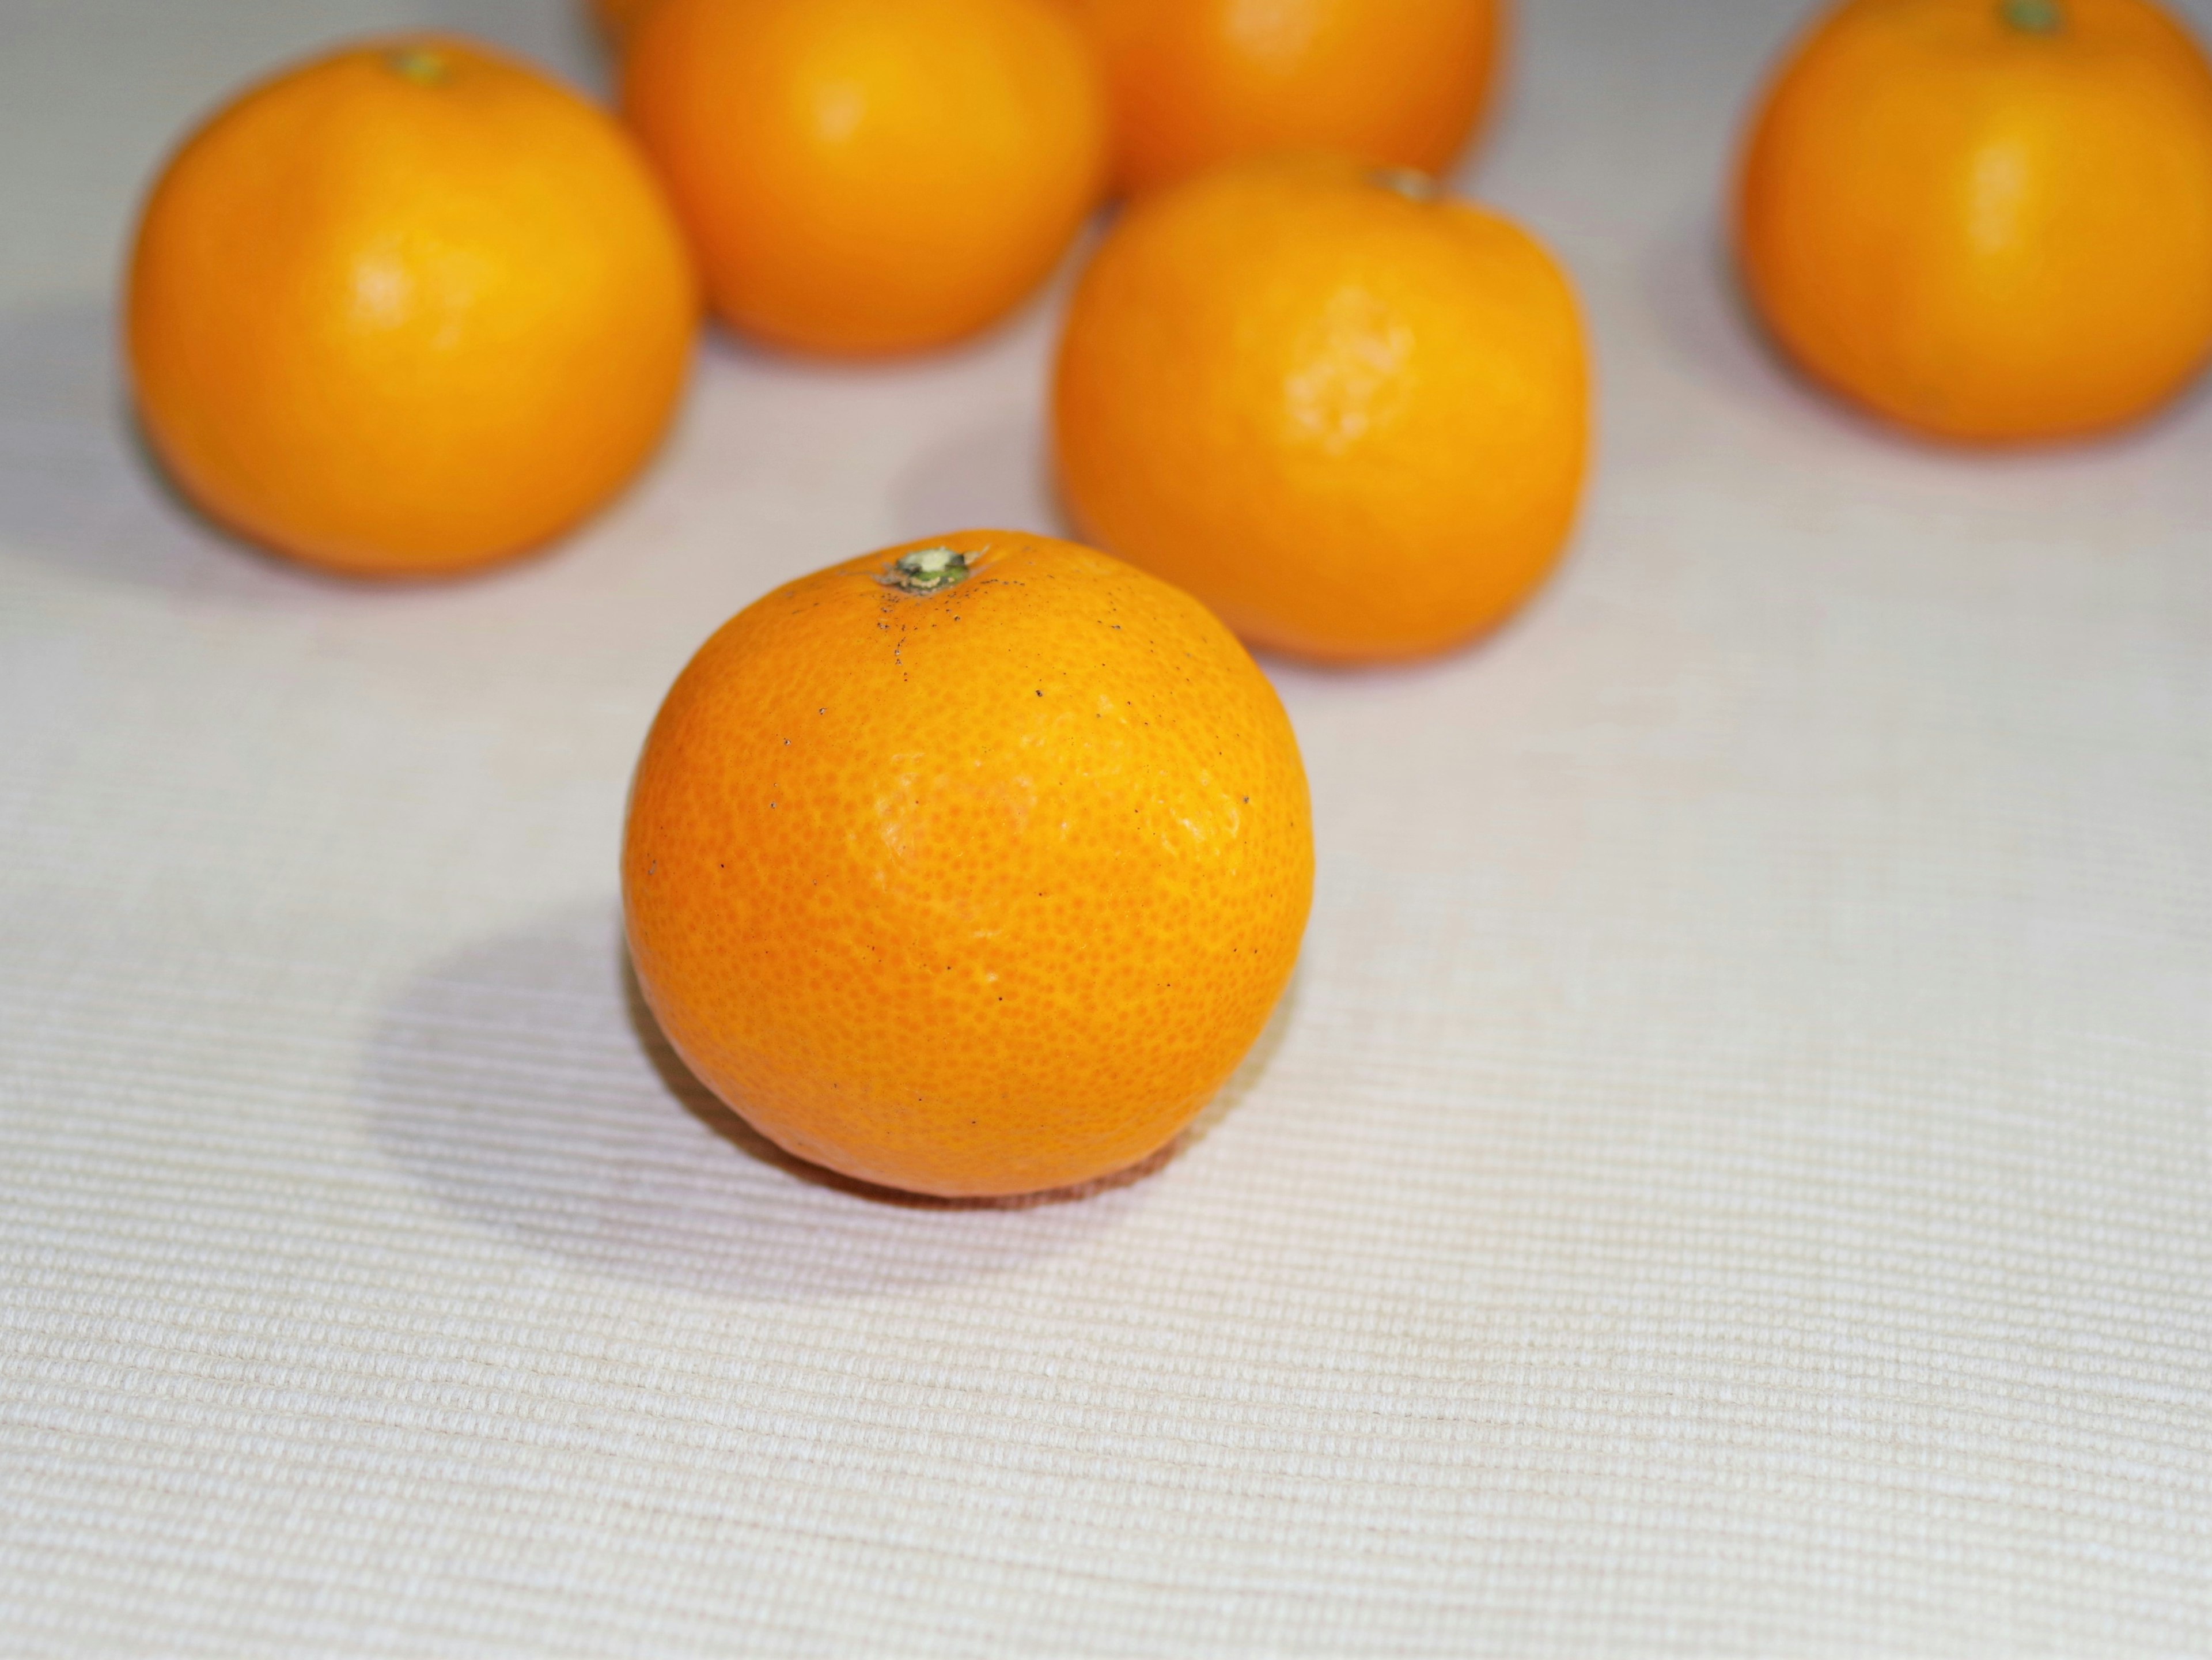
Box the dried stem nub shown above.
[882,547,971,594]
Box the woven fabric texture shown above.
[3,1,2207,1653]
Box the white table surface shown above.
[5,1,2209,1653]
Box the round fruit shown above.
[1737,0,2212,443]
[1054,152,1588,665]
[1060,0,1506,197]
[128,36,698,577]
[622,0,1108,356]
[623,530,1313,1198]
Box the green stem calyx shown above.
[2002,0,2064,33]
[882,547,971,593]
[386,46,452,84]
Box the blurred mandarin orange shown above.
[622,0,1108,355]
[127,36,698,577]
[1737,0,2212,441]
[1059,0,1506,196]
[623,530,1313,1198]
[1055,152,1588,665]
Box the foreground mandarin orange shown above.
[1737,0,2212,442]
[128,37,698,577]
[1055,153,1588,665]
[623,531,1313,1198]
[623,0,1108,355]
[1060,0,1506,196]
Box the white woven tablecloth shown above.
[4,1,2208,1653]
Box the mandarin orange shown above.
[622,0,1108,356]
[1737,0,2212,442]
[128,36,698,577]
[1059,0,1506,197]
[623,531,1313,1198]
[1055,152,1588,665]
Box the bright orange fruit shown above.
[623,530,1313,1198]
[1737,0,2212,442]
[1055,152,1588,665]
[128,37,698,577]
[1059,0,1506,196]
[622,0,1108,356]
